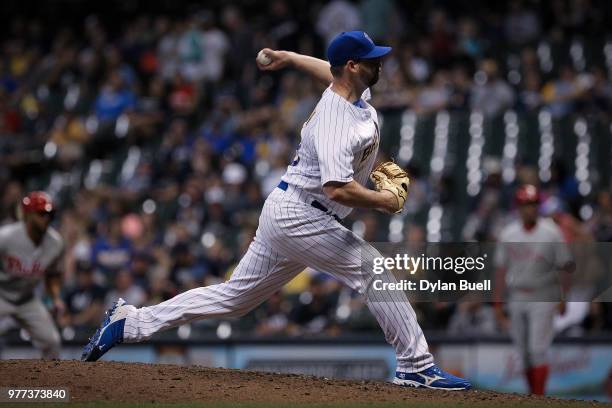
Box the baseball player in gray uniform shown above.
[0,191,64,359]
[82,31,470,390]
[495,184,573,395]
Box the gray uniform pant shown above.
[509,301,556,367]
[0,296,61,359]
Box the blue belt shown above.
[277,181,341,222]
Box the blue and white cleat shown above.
[81,298,128,362]
[393,365,471,390]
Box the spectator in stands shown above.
[221,6,254,80]
[177,13,207,82]
[316,0,361,45]
[91,217,133,276]
[146,274,176,305]
[428,9,455,67]
[457,18,486,59]
[413,71,451,114]
[589,191,612,242]
[104,268,147,309]
[200,96,239,155]
[448,302,498,336]
[105,46,137,88]
[504,0,541,46]
[276,73,319,131]
[169,242,206,291]
[463,159,509,241]
[94,70,137,123]
[470,59,515,117]
[359,0,396,42]
[352,213,381,242]
[541,65,587,118]
[288,275,338,336]
[0,59,17,95]
[131,251,155,291]
[518,70,544,112]
[448,65,471,110]
[168,73,199,118]
[399,44,430,84]
[0,181,23,225]
[267,0,300,51]
[254,292,291,336]
[155,118,192,182]
[157,18,182,81]
[519,47,540,77]
[62,261,107,329]
[48,110,90,164]
[463,192,507,242]
[0,1,610,341]
[588,67,612,116]
[198,12,230,83]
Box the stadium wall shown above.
[2,336,611,401]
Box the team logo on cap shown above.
[363,32,374,45]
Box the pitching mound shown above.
[0,360,602,407]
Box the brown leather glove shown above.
[370,161,410,213]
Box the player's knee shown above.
[31,328,60,347]
[231,302,257,318]
[222,293,262,318]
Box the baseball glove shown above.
[370,161,410,213]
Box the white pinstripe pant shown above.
[123,187,434,372]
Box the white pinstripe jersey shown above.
[280,86,379,219]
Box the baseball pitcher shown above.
[0,192,64,359]
[82,31,470,390]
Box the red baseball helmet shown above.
[21,191,54,214]
[514,184,540,205]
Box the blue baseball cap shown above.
[327,31,392,67]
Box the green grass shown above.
[0,404,598,408]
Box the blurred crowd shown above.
[0,0,611,340]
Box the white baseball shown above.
[257,50,272,66]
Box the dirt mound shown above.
[0,360,602,406]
